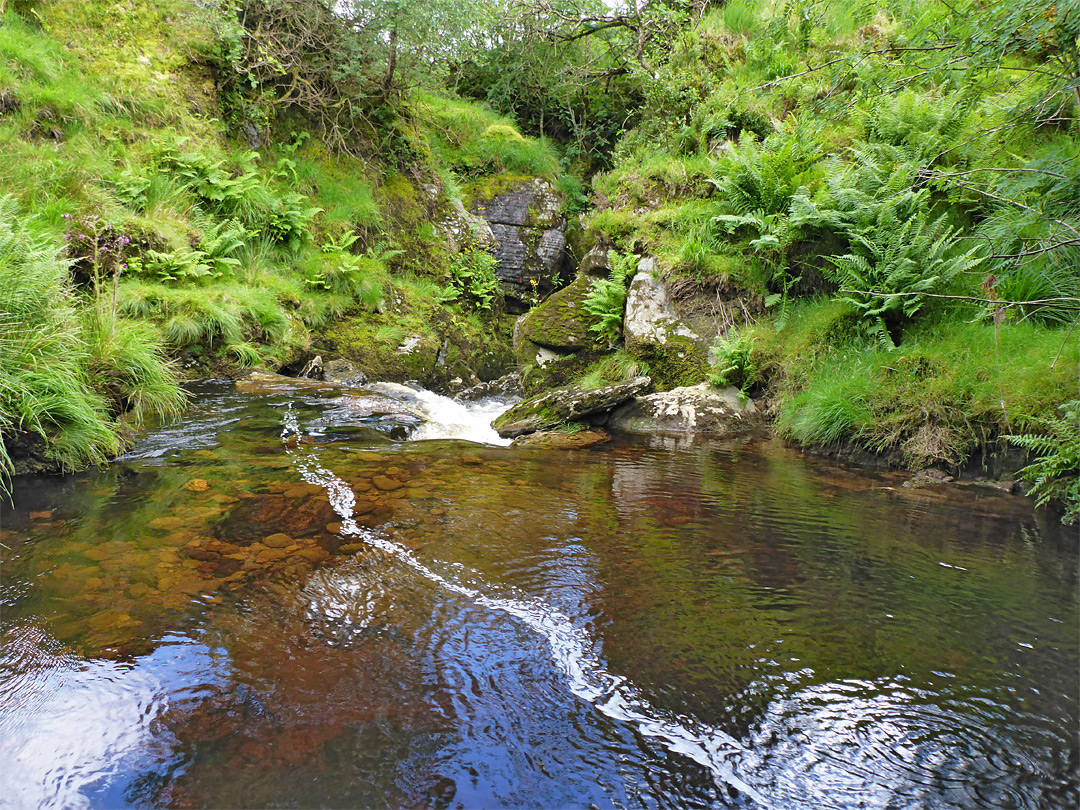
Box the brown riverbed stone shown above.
[184,479,210,492]
[461,456,483,465]
[294,546,330,564]
[372,476,403,491]
[326,523,342,535]
[29,510,53,520]
[351,479,372,492]
[255,548,290,564]
[263,533,293,548]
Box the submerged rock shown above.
[607,383,759,435]
[492,376,651,438]
[511,428,612,450]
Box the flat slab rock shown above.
[608,383,759,435]
[511,428,612,450]
[492,376,651,438]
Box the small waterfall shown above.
[368,382,513,446]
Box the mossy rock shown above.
[631,336,710,390]
[520,350,605,397]
[514,273,599,358]
[493,375,651,438]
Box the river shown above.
[1,379,1076,809]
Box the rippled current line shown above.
[280,407,768,806]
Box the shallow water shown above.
[1,381,1077,809]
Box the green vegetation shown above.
[0,0,1076,519]
[0,0,566,484]
[568,0,1079,519]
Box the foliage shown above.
[827,204,985,348]
[584,249,637,347]
[420,94,561,180]
[1006,400,1080,525]
[441,245,500,311]
[0,197,121,482]
[708,328,761,393]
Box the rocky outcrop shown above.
[492,375,651,438]
[470,178,569,311]
[623,257,700,349]
[607,383,759,435]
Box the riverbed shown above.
[1,380,1076,809]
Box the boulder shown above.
[322,358,368,387]
[439,197,497,255]
[492,375,651,438]
[607,383,759,435]
[513,272,600,361]
[623,257,700,349]
[470,178,570,311]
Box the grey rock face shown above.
[472,179,569,311]
[608,383,759,435]
[492,375,651,438]
[623,257,700,348]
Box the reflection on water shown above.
[0,382,1077,809]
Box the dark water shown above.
[1,381,1077,810]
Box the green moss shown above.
[462,171,533,209]
[630,336,709,390]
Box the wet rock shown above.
[29,510,53,520]
[511,428,612,450]
[184,479,210,492]
[322,358,368,387]
[235,371,337,395]
[372,476,403,492]
[493,376,651,438]
[263,533,294,549]
[454,372,524,403]
[607,383,758,435]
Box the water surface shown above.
[1,381,1076,809]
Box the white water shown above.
[280,406,769,806]
[369,382,514,446]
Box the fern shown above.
[585,250,638,347]
[829,207,985,347]
[1006,401,1080,524]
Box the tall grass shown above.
[0,196,120,481]
[420,93,561,179]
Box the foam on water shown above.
[281,406,768,806]
[369,382,513,446]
